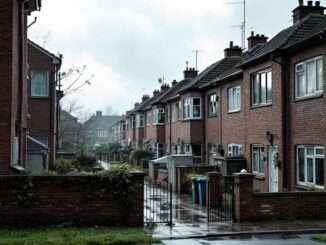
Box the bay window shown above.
[296,56,323,99]
[252,70,272,106]
[136,114,144,128]
[183,97,201,119]
[228,86,241,112]
[297,145,324,187]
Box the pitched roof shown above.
[181,56,242,91]
[240,14,326,66]
[28,39,61,63]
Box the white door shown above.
[268,147,279,192]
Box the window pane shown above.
[307,147,314,156]
[316,158,324,186]
[317,58,323,92]
[298,148,305,182]
[316,148,324,155]
[297,73,305,97]
[228,89,233,111]
[306,60,316,95]
[32,70,48,96]
[307,158,314,183]
[193,98,200,105]
[260,73,266,103]
[253,153,259,172]
[259,152,264,174]
[236,87,241,109]
[253,76,259,105]
[267,72,272,101]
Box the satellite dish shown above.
[158,78,163,84]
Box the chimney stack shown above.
[292,0,325,24]
[172,80,178,86]
[142,94,149,102]
[134,102,140,108]
[160,83,170,92]
[153,89,160,97]
[183,67,198,79]
[224,41,242,57]
[96,111,102,117]
[247,32,268,49]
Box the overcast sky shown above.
[28,0,307,115]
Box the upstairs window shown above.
[97,130,107,137]
[131,116,136,128]
[146,112,150,126]
[183,97,201,120]
[208,93,217,117]
[31,70,49,97]
[297,145,324,187]
[252,70,272,106]
[228,86,241,112]
[154,108,165,125]
[177,101,182,120]
[228,143,242,157]
[252,145,264,174]
[172,105,176,122]
[166,107,170,123]
[296,56,323,99]
[136,114,144,128]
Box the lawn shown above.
[311,235,326,243]
[0,227,160,245]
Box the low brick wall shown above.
[0,173,144,227]
[176,165,219,194]
[234,173,326,221]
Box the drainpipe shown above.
[270,53,288,191]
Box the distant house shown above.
[27,40,62,171]
[86,111,123,148]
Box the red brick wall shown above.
[0,173,144,226]
[28,44,58,164]
[243,60,284,192]
[144,106,165,145]
[0,0,28,174]
[287,42,326,190]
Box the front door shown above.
[268,147,279,192]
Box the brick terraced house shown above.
[114,0,326,192]
[0,0,42,174]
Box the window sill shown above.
[182,118,202,121]
[250,102,272,109]
[254,174,265,180]
[207,114,217,118]
[294,93,323,102]
[228,110,241,114]
[295,183,324,190]
[31,96,49,99]
[153,123,165,126]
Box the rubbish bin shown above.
[191,177,199,204]
[197,177,207,206]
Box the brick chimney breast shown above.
[160,83,170,92]
[96,111,102,117]
[153,89,160,97]
[292,0,325,24]
[183,67,198,79]
[224,41,242,58]
[247,31,268,49]
[172,80,178,86]
[142,94,150,102]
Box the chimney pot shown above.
[299,0,304,6]
[230,41,233,48]
[293,0,325,24]
[316,1,320,7]
[251,31,254,36]
[308,0,313,6]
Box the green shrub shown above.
[50,158,76,174]
[130,149,153,160]
[73,154,97,171]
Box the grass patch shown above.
[312,235,326,243]
[0,227,160,245]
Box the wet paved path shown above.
[145,184,326,240]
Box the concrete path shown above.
[145,185,326,240]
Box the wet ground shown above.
[144,184,326,241]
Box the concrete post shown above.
[233,173,255,222]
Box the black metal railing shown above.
[207,178,235,222]
[144,181,172,225]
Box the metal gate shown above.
[144,181,172,225]
[207,178,235,222]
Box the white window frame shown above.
[208,93,217,117]
[252,70,272,106]
[146,112,150,126]
[136,114,144,128]
[153,108,165,125]
[177,101,182,120]
[131,116,136,128]
[31,70,49,97]
[166,107,170,124]
[172,105,176,122]
[252,144,265,175]
[228,143,242,157]
[297,145,324,188]
[97,130,107,138]
[183,97,201,120]
[295,56,323,99]
[184,144,192,155]
[208,144,217,157]
[228,86,241,113]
